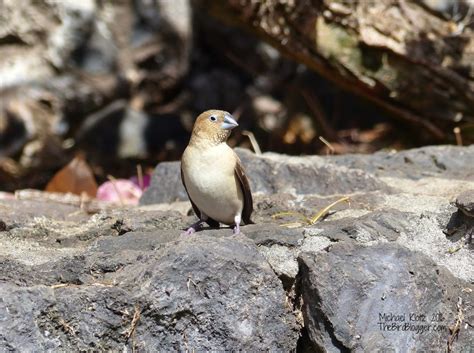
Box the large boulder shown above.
[141,145,474,204]
[139,147,392,204]
[298,242,473,352]
[0,210,298,351]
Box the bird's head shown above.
[190,110,239,145]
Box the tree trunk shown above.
[194,0,474,140]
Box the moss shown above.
[316,17,403,91]
[316,17,372,83]
[316,17,359,62]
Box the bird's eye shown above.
[209,115,217,122]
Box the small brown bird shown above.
[181,110,253,234]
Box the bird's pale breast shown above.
[182,144,244,224]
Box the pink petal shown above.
[97,179,143,205]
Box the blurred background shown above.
[0,0,473,196]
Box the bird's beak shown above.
[221,113,239,130]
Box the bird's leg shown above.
[183,219,204,235]
[233,214,241,235]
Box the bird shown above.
[180,109,253,235]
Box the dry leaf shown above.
[46,154,98,197]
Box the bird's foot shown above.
[233,215,242,235]
[183,227,196,235]
[182,221,203,235]
[233,224,241,235]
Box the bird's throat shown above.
[189,130,230,147]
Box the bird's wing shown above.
[180,164,220,228]
[234,154,254,224]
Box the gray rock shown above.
[243,224,304,247]
[317,209,408,243]
[298,242,473,352]
[456,189,474,217]
[141,145,474,205]
[331,145,474,180]
[0,230,298,351]
[124,235,298,351]
[140,161,188,204]
[450,190,474,247]
[237,149,389,196]
[141,147,390,204]
[3,144,474,351]
[140,145,474,284]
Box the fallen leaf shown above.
[46,154,98,197]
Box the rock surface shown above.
[0,203,298,351]
[298,242,473,352]
[2,145,474,351]
[141,145,474,204]
[456,190,474,217]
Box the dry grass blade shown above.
[186,277,203,295]
[308,196,350,225]
[447,297,464,352]
[279,222,305,228]
[136,165,144,190]
[50,283,70,289]
[272,197,350,228]
[447,244,463,254]
[242,130,262,155]
[124,305,141,339]
[50,281,115,289]
[58,318,76,336]
[90,282,116,287]
[453,127,463,146]
[319,136,335,155]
